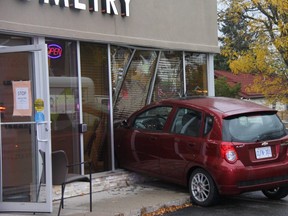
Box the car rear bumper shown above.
[213,161,288,195]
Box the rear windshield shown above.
[223,113,287,142]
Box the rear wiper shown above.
[255,130,284,142]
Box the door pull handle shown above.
[36,122,49,142]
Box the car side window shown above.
[133,106,172,131]
[204,115,213,136]
[171,108,202,137]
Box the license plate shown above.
[255,146,272,159]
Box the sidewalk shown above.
[1,180,191,216]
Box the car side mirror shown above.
[121,120,129,128]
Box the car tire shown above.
[262,187,288,200]
[189,168,219,206]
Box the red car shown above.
[114,97,288,206]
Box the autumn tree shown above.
[215,77,241,98]
[214,54,230,70]
[218,0,288,103]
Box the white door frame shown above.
[0,44,52,213]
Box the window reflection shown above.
[80,42,110,173]
[0,45,35,202]
[185,53,208,96]
[46,39,81,173]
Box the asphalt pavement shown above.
[164,191,288,216]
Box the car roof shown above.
[159,97,276,118]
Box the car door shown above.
[160,107,204,183]
[129,106,173,175]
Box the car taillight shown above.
[220,142,238,163]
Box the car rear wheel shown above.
[189,168,219,206]
[262,187,288,200]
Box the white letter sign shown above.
[39,0,131,16]
[74,0,86,10]
[106,0,118,15]
[124,0,130,16]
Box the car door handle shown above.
[188,143,196,148]
[150,137,158,141]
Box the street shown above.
[164,191,288,216]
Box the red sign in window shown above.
[48,44,63,59]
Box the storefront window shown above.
[152,51,183,102]
[110,46,133,99]
[185,53,208,96]
[80,42,110,173]
[46,39,81,173]
[114,50,158,121]
[44,40,209,175]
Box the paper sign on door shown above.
[12,81,32,116]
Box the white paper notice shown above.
[12,81,32,116]
[16,87,29,109]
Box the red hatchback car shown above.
[114,97,288,206]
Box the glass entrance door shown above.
[0,44,52,213]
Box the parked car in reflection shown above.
[114,97,288,206]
